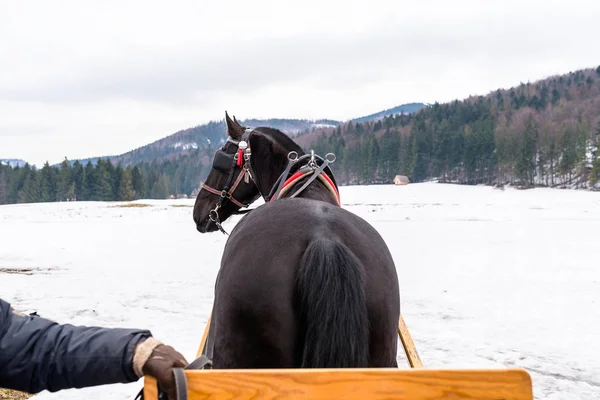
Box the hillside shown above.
[73,103,422,169]
[304,66,600,189]
[351,102,428,123]
[0,159,27,168]
[74,118,341,168]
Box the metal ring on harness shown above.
[288,151,299,161]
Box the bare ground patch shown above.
[0,268,34,275]
[0,388,33,399]
[109,203,153,208]
[0,267,61,275]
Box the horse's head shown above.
[192,112,260,233]
[193,111,339,233]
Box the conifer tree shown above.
[56,158,73,201]
[516,115,538,185]
[39,162,57,202]
[118,166,135,201]
[131,165,145,200]
[18,168,40,203]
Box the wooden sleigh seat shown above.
[143,315,533,400]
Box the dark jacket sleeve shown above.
[0,297,152,394]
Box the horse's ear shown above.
[225,111,244,140]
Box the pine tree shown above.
[94,159,115,200]
[462,125,477,183]
[589,157,600,188]
[18,167,40,203]
[83,161,95,200]
[118,166,135,201]
[379,130,401,180]
[105,160,117,197]
[0,167,7,204]
[590,124,600,187]
[131,165,145,199]
[559,126,577,184]
[548,136,557,186]
[39,162,57,202]
[151,174,170,199]
[56,158,73,201]
[72,161,85,201]
[113,163,124,199]
[516,115,538,185]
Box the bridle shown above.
[200,133,254,235]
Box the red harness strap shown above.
[270,171,341,205]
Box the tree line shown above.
[0,156,206,205]
[310,67,600,189]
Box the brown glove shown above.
[133,337,189,400]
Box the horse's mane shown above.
[254,127,306,155]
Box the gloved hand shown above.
[133,338,189,400]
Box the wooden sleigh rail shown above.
[143,315,534,400]
[143,368,533,400]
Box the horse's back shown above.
[213,198,400,368]
[231,198,399,279]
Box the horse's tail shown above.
[295,239,369,368]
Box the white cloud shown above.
[1,0,599,166]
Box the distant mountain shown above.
[0,159,27,168]
[70,104,425,168]
[352,103,428,123]
[74,117,342,167]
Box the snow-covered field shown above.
[1,182,598,400]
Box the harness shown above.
[268,150,340,205]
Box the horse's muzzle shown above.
[195,217,218,233]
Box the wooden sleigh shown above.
[143,314,533,400]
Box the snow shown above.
[0,159,27,168]
[1,183,599,399]
[172,142,198,150]
[312,123,338,129]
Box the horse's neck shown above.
[257,138,340,206]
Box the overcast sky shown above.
[1,0,599,166]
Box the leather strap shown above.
[173,368,187,400]
[170,355,214,400]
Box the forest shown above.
[308,67,600,189]
[0,156,206,204]
[1,67,599,205]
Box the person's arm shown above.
[0,298,171,394]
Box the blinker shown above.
[212,150,235,173]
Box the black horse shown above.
[192,112,400,369]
